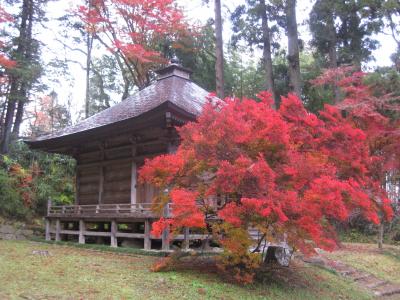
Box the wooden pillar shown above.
[161,139,176,251]
[162,228,170,251]
[98,166,104,204]
[130,161,137,205]
[162,204,170,251]
[73,148,80,205]
[55,219,61,242]
[45,219,51,241]
[183,227,190,250]
[98,142,105,204]
[111,220,117,247]
[79,220,85,244]
[47,199,52,216]
[75,168,80,205]
[130,141,137,206]
[144,219,151,250]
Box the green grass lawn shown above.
[0,240,372,300]
[326,243,400,285]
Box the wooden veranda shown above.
[45,201,212,251]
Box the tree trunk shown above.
[326,10,341,104]
[12,96,25,138]
[85,28,93,118]
[260,0,276,108]
[378,223,384,249]
[1,83,18,153]
[214,0,225,99]
[0,102,6,138]
[285,0,301,97]
[0,0,32,153]
[12,0,33,140]
[327,17,337,69]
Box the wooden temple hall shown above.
[25,63,211,251]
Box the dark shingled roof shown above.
[27,64,210,143]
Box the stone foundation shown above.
[0,223,36,240]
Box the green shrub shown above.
[0,169,29,219]
[0,141,75,220]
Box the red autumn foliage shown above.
[140,70,396,283]
[76,0,190,88]
[8,163,35,207]
[313,67,399,206]
[0,6,16,72]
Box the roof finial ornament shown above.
[156,57,192,81]
[171,56,181,65]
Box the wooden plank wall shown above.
[75,128,176,206]
[136,162,160,204]
[103,162,131,204]
[78,166,100,205]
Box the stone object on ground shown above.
[32,250,51,256]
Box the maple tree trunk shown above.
[285,0,301,97]
[260,0,276,108]
[378,223,384,249]
[214,0,225,99]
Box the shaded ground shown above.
[0,240,371,300]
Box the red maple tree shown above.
[77,0,190,89]
[139,78,395,282]
[312,68,400,201]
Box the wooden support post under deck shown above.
[79,220,85,244]
[111,220,117,247]
[45,219,51,241]
[183,227,190,250]
[144,219,151,250]
[55,219,61,242]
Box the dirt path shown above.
[301,252,400,298]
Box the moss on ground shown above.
[326,243,400,285]
[0,240,372,300]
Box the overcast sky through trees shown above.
[35,0,398,127]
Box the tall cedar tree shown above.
[77,0,189,90]
[140,74,395,282]
[84,0,94,118]
[1,0,39,154]
[310,0,382,69]
[285,0,301,96]
[309,0,338,69]
[231,0,277,107]
[214,0,225,99]
[0,6,16,152]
